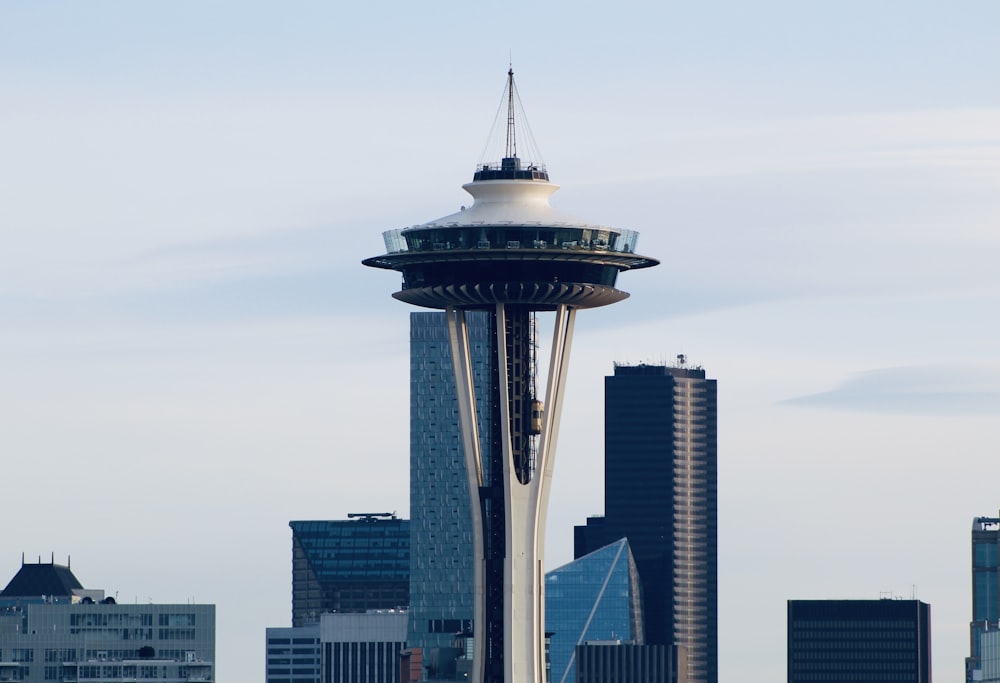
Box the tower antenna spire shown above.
[505,67,517,159]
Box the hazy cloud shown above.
[784,364,1000,415]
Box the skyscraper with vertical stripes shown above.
[576,361,718,683]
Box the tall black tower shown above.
[577,362,718,683]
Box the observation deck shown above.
[363,155,658,310]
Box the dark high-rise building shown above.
[576,362,717,683]
[289,516,409,627]
[968,514,1000,681]
[787,599,932,683]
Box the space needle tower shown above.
[363,70,658,683]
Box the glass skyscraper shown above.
[289,516,409,627]
[979,630,1000,683]
[408,311,491,658]
[969,514,1000,681]
[576,362,718,683]
[544,539,644,683]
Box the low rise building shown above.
[787,598,931,683]
[0,558,215,683]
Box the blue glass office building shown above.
[969,515,1000,681]
[408,311,491,656]
[544,539,644,683]
[289,517,409,627]
[979,630,1000,683]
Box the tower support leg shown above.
[446,304,576,683]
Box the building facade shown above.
[265,625,321,683]
[575,643,684,683]
[290,516,409,627]
[545,539,644,683]
[0,560,214,683]
[969,515,1000,681]
[407,311,490,658]
[978,629,1000,683]
[576,362,717,683]
[319,612,407,683]
[786,599,931,683]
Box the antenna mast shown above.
[505,68,517,159]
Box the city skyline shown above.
[2,2,999,683]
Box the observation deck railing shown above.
[380,226,640,256]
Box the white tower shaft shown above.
[446,304,576,683]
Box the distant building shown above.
[319,612,407,683]
[407,311,490,661]
[545,539,645,683]
[266,612,406,683]
[576,361,717,683]
[290,515,409,627]
[978,629,1000,683]
[575,642,685,683]
[969,515,1000,681]
[265,625,320,683]
[0,558,215,683]
[786,599,931,683]
[270,516,408,683]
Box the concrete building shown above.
[786,599,931,683]
[266,612,407,683]
[0,559,214,683]
[576,361,717,683]
[319,612,407,683]
[265,625,320,683]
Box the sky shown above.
[1,1,998,681]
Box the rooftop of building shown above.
[612,357,707,380]
[1,557,83,598]
[974,515,1000,531]
[291,512,405,527]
